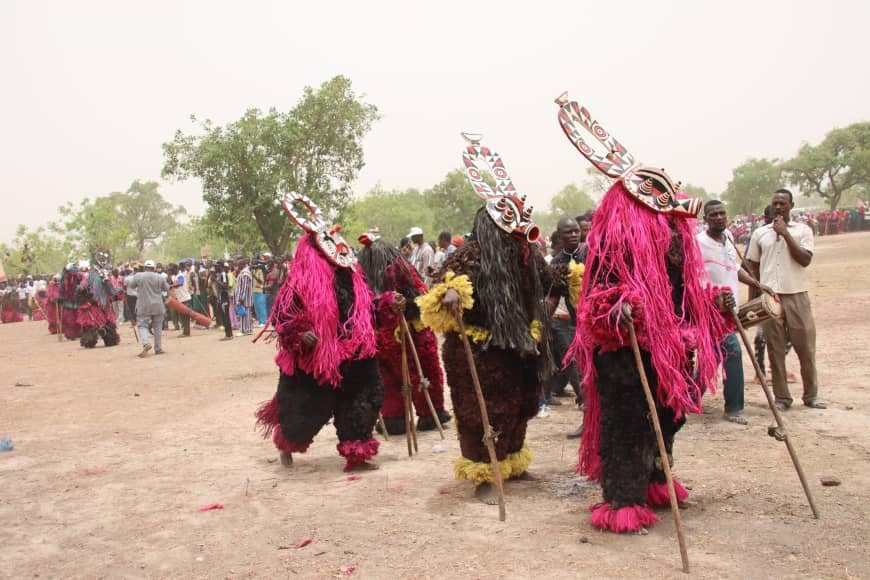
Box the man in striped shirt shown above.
[234,258,254,336]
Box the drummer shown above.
[698,200,773,424]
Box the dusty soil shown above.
[2,232,870,579]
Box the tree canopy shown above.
[783,122,870,210]
[0,225,73,277]
[57,180,184,262]
[161,76,379,256]
[342,187,434,244]
[722,158,784,215]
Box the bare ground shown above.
[2,232,870,579]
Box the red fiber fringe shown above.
[589,502,658,533]
[337,438,379,471]
[254,396,280,437]
[645,479,689,507]
[76,302,110,328]
[273,429,312,454]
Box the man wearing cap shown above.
[127,260,169,357]
[408,227,435,286]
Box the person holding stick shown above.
[254,192,384,472]
[358,232,452,436]
[418,134,554,507]
[697,200,775,425]
[555,94,732,535]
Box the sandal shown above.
[804,399,827,409]
[774,401,790,412]
[724,413,748,425]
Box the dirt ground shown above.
[2,232,869,579]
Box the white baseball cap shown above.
[408,227,423,237]
[144,260,156,268]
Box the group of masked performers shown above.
[21,261,122,348]
[253,95,737,535]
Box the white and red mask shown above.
[461,133,540,242]
[554,92,702,219]
[282,192,356,269]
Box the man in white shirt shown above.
[433,230,455,272]
[697,200,771,424]
[408,227,435,285]
[172,264,192,336]
[747,189,824,410]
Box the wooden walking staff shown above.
[725,237,820,518]
[399,328,418,456]
[730,311,820,519]
[626,317,690,574]
[377,413,390,442]
[55,301,63,342]
[455,315,507,522]
[400,315,445,439]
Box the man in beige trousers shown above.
[747,189,826,411]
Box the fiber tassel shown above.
[589,502,658,533]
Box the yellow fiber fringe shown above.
[464,324,490,344]
[392,318,427,343]
[567,261,585,308]
[530,320,543,343]
[416,273,474,334]
[454,445,533,484]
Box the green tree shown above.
[152,217,238,263]
[56,183,184,261]
[582,166,613,201]
[680,183,714,203]
[722,158,783,215]
[422,169,486,237]
[532,182,597,236]
[1,224,74,276]
[120,180,186,255]
[58,194,132,260]
[783,122,870,210]
[162,76,379,256]
[343,187,434,245]
[548,183,596,216]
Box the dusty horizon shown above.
[2,0,868,242]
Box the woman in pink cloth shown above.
[256,193,384,472]
[555,94,733,533]
[45,276,61,334]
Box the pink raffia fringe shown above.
[571,182,733,482]
[270,234,377,388]
[76,302,109,328]
[589,503,658,533]
[255,396,280,435]
[645,479,689,507]
[337,439,379,472]
[254,396,312,453]
[273,429,312,454]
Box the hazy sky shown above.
[1,0,867,242]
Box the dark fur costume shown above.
[0,292,23,323]
[426,208,554,482]
[76,270,121,348]
[359,239,447,430]
[59,268,83,340]
[255,234,383,470]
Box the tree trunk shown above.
[252,208,278,255]
[276,227,294,256]
[827,171,842,210]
